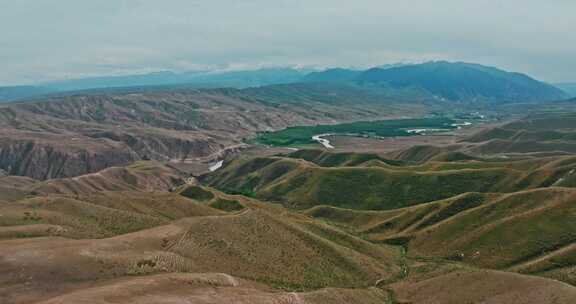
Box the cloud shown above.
[0,0,574,84]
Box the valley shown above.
[255,115,493,151]
[1,62,576,304]
[202,111,576,289]
[255,117,462,147]
[2,0,576,300]
[0,84,431,180]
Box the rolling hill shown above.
[306,186,576,286]
[200,110,576,291]
[0,168,407,303]
[2,109,576,303]
[462,111,576,155]
[202,155,522,210]
[203,145,576,211]
[2,164,576,303]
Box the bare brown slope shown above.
[29,161,185,196]
[0,205,403,303]
[6,200,576,304]
[0,176,36,201]
[33,273,391,304]
[0,132,140,180]
[29,270,576,304]
[0,161,185,201]
[392,269,576,304]
[0,192,223,239]
[0,162,217,239]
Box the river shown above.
[312,134,335,149]
[209,160,224,172]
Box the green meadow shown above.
[256,117,457,146]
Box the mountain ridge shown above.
[555,82,576,97]
[356,61,566,103]
[1,62,565,104]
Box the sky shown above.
[0,0,575,85]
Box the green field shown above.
[256,118,458,146]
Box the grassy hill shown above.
[202,113,576,289]
[202,148,576,211]
[1,158,576,303]
[306,187,576,286]
[463,112,576,155]
[0,180,408,303]
[3,174,576,303]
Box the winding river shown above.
[312,134,335,149]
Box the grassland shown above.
[203,150,576,210]
[0,184,409,303]
[4,179,576,304]
[305,187,576,287]
[4,111,576,303]
[2,165,576,304]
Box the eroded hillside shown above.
[0,85,431,180]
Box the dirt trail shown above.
[508,243,576,272]
[219,273,239,287]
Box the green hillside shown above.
[202,150,576,210]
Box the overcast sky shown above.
[1,0,574,85]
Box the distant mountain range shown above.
[0,62,569,103]
[0,86,54,102]
[555,83,576,97]
[308,61,567,103]
[44,68,309,91]
[302,68,363,83]
[0,68,310,102]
